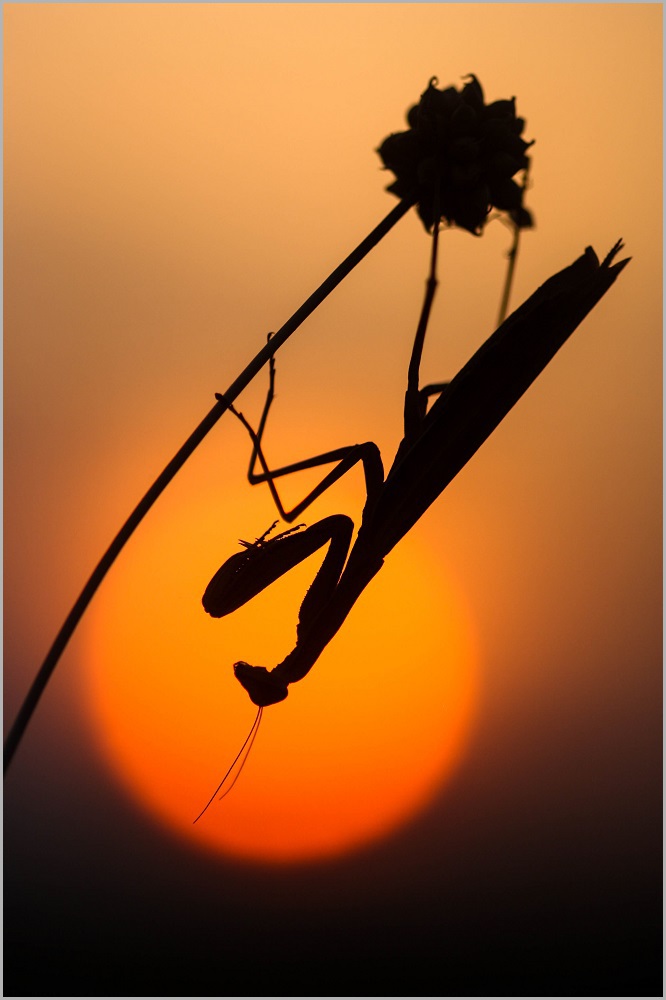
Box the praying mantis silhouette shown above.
[3,74,629,820]
[194,226,629,820]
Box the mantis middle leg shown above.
[217,340,384,523]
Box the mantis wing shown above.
[366,241,630,557]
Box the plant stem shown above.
[4,194,415,775]
[497,165,530,326]
[497,220,521,327]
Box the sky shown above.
[4,3,662,995]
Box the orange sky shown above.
[4,2,662,991]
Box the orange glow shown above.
[7,0,659,874]
[82,471,477,863]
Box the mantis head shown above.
[234,661,289,707]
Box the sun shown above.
[80,463,478,864]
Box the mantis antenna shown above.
[193,706,263,824]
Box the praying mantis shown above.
[4,75,628,812]
[196,228,628,817]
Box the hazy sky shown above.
[5,4,662,995]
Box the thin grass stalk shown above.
[4,194,416,774]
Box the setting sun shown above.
[5,5,661,995]
[82,465,478,863]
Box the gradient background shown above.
[4,3,662,995]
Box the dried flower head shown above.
[377,75,534,235]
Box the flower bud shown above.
[377,74,534,235]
